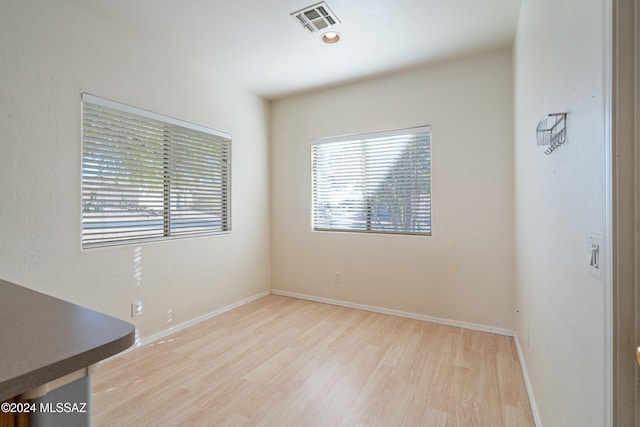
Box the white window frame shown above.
[81,93,231,249]
[311,126,432,236]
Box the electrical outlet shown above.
[131,300,143,317]
[334,272,341,283]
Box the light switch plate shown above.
[588,234,602,279]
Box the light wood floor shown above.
[92,295,535,426]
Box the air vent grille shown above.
[291,2,340,33]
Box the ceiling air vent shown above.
[291,2,341,33]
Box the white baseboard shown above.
[97,289,271,360]
[270,289,513,337]
[513,331,543,427]
[134,290,270,348]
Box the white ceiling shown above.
[70,0,521,99]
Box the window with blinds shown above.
[81,93,231,248]
[311,126,431,235]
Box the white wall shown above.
[0,0,271,338]
[513,0,607,425]
[271,49,515,330]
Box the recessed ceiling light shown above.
[322,31,340,44]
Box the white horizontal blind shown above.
[311,126,431,235]
[82,94,231,248]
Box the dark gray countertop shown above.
[0,279,135,401]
